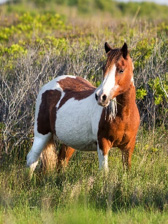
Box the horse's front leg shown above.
[97,138,111,173]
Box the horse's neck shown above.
[116,84,136,115]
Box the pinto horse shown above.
[27,42,140,174]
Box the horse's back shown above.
[39,75,95,95]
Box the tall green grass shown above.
[0,129,168,223]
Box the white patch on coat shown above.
[56,92,103,151]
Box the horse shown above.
[27,42,140,174]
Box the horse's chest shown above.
[108,119,130,146]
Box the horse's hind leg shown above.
[57,144,75,170]
[27,132,51,176]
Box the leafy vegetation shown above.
[17,0,168,19]
[0,1,168,223]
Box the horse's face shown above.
[95,43,134,107]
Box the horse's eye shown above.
[119,69,124,74]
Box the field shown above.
[0,1,168,223]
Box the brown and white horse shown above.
[27,42,140,174]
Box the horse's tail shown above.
[40,135,57,172]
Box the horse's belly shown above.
[56,124,97,151]
[56,125,97,151]
[64,141,97,151]
[77,142,97,151]
[55,98,99,151]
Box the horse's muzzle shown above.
[95,93,109,107]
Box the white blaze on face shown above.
[101,64,116,98]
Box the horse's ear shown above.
[121,43,128,59]
[105,42,112,54]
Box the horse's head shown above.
[95,42,134,107]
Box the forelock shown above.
[105,48,122,71]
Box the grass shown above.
[0,129,168,223]
[1,206,168,224]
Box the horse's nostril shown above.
[102,94,107,102]
[95,93,98,101]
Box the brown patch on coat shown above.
[37,90,61,135]
[58,76,95,108]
